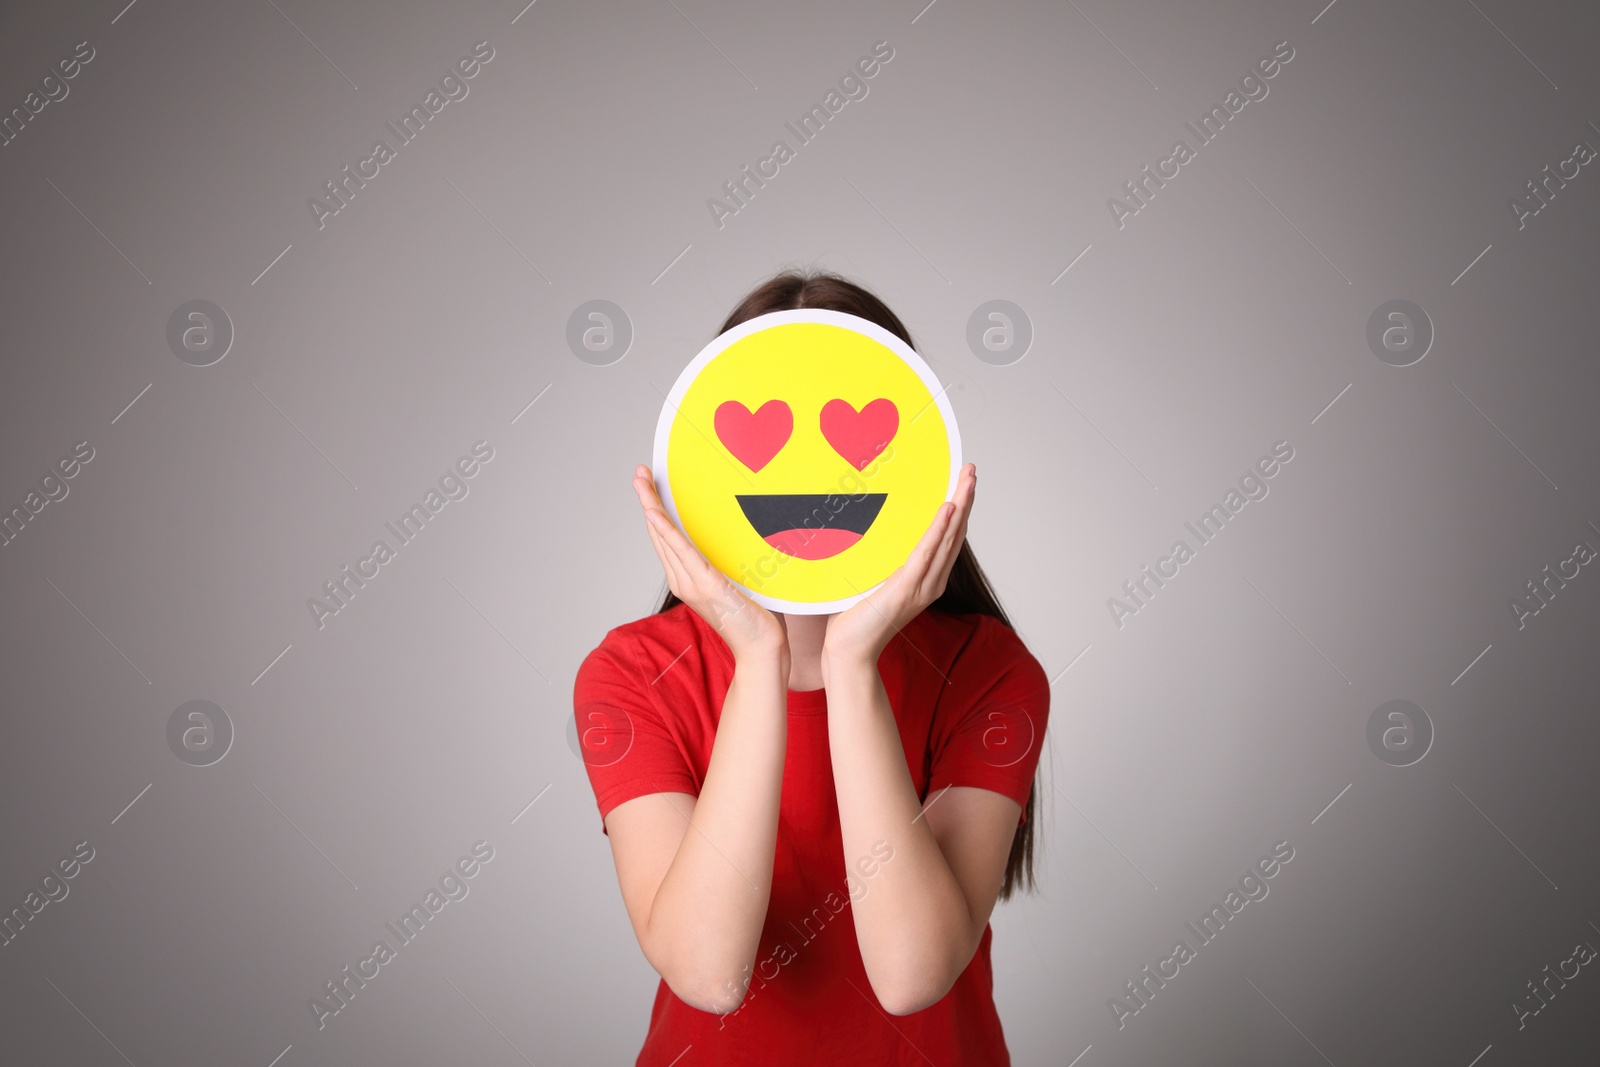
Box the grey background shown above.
[2,0,1597,1064]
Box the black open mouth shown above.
[735,493,887,560]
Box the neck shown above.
[780,612,832,690]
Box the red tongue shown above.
[762,528,862,560]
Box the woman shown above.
[574,270,1050,1065]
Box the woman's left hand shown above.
[821,462,976,671]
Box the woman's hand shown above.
[632,465,788,665]
[821,463,976,673]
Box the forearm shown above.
[647,649,788,1010]
[823,653,975,1014]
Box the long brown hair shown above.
[654,268,1040,900]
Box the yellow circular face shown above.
[653,308,961,614]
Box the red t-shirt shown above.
[574,601,1049,1067]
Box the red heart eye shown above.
[714,400,793,472]
[819,399,898,470]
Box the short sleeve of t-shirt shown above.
[925,616,1050,823]
[572,632,700,833]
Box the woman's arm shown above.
[602,645,788,1013]
[599,466,792,1013]
[820,462,1022,1014]
[823,657,1021,1015]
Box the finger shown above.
[635,469,752,622]
[919,507,958,600]
[645,505,696,568]
[634,476,681,569]
[902,501,955,585]
[636,479,700,598]
[646,509,695,591]
[936,466,976,564]
[641,508,689,596]
[633,467,663,511]
[934,467,972,547]
[639,501,666,554]
[631,468,760,635]
[639,503,688,588]
[638,466,758,609]
[657,512,727,589]
[641,506,672,565]
[652,510,733,613]
[634,469,671,561]
[922,466,975,598]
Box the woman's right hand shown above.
[632,465,788,666]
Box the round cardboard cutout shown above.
[653,308,961,614]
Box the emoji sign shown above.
[653,308,961,614]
